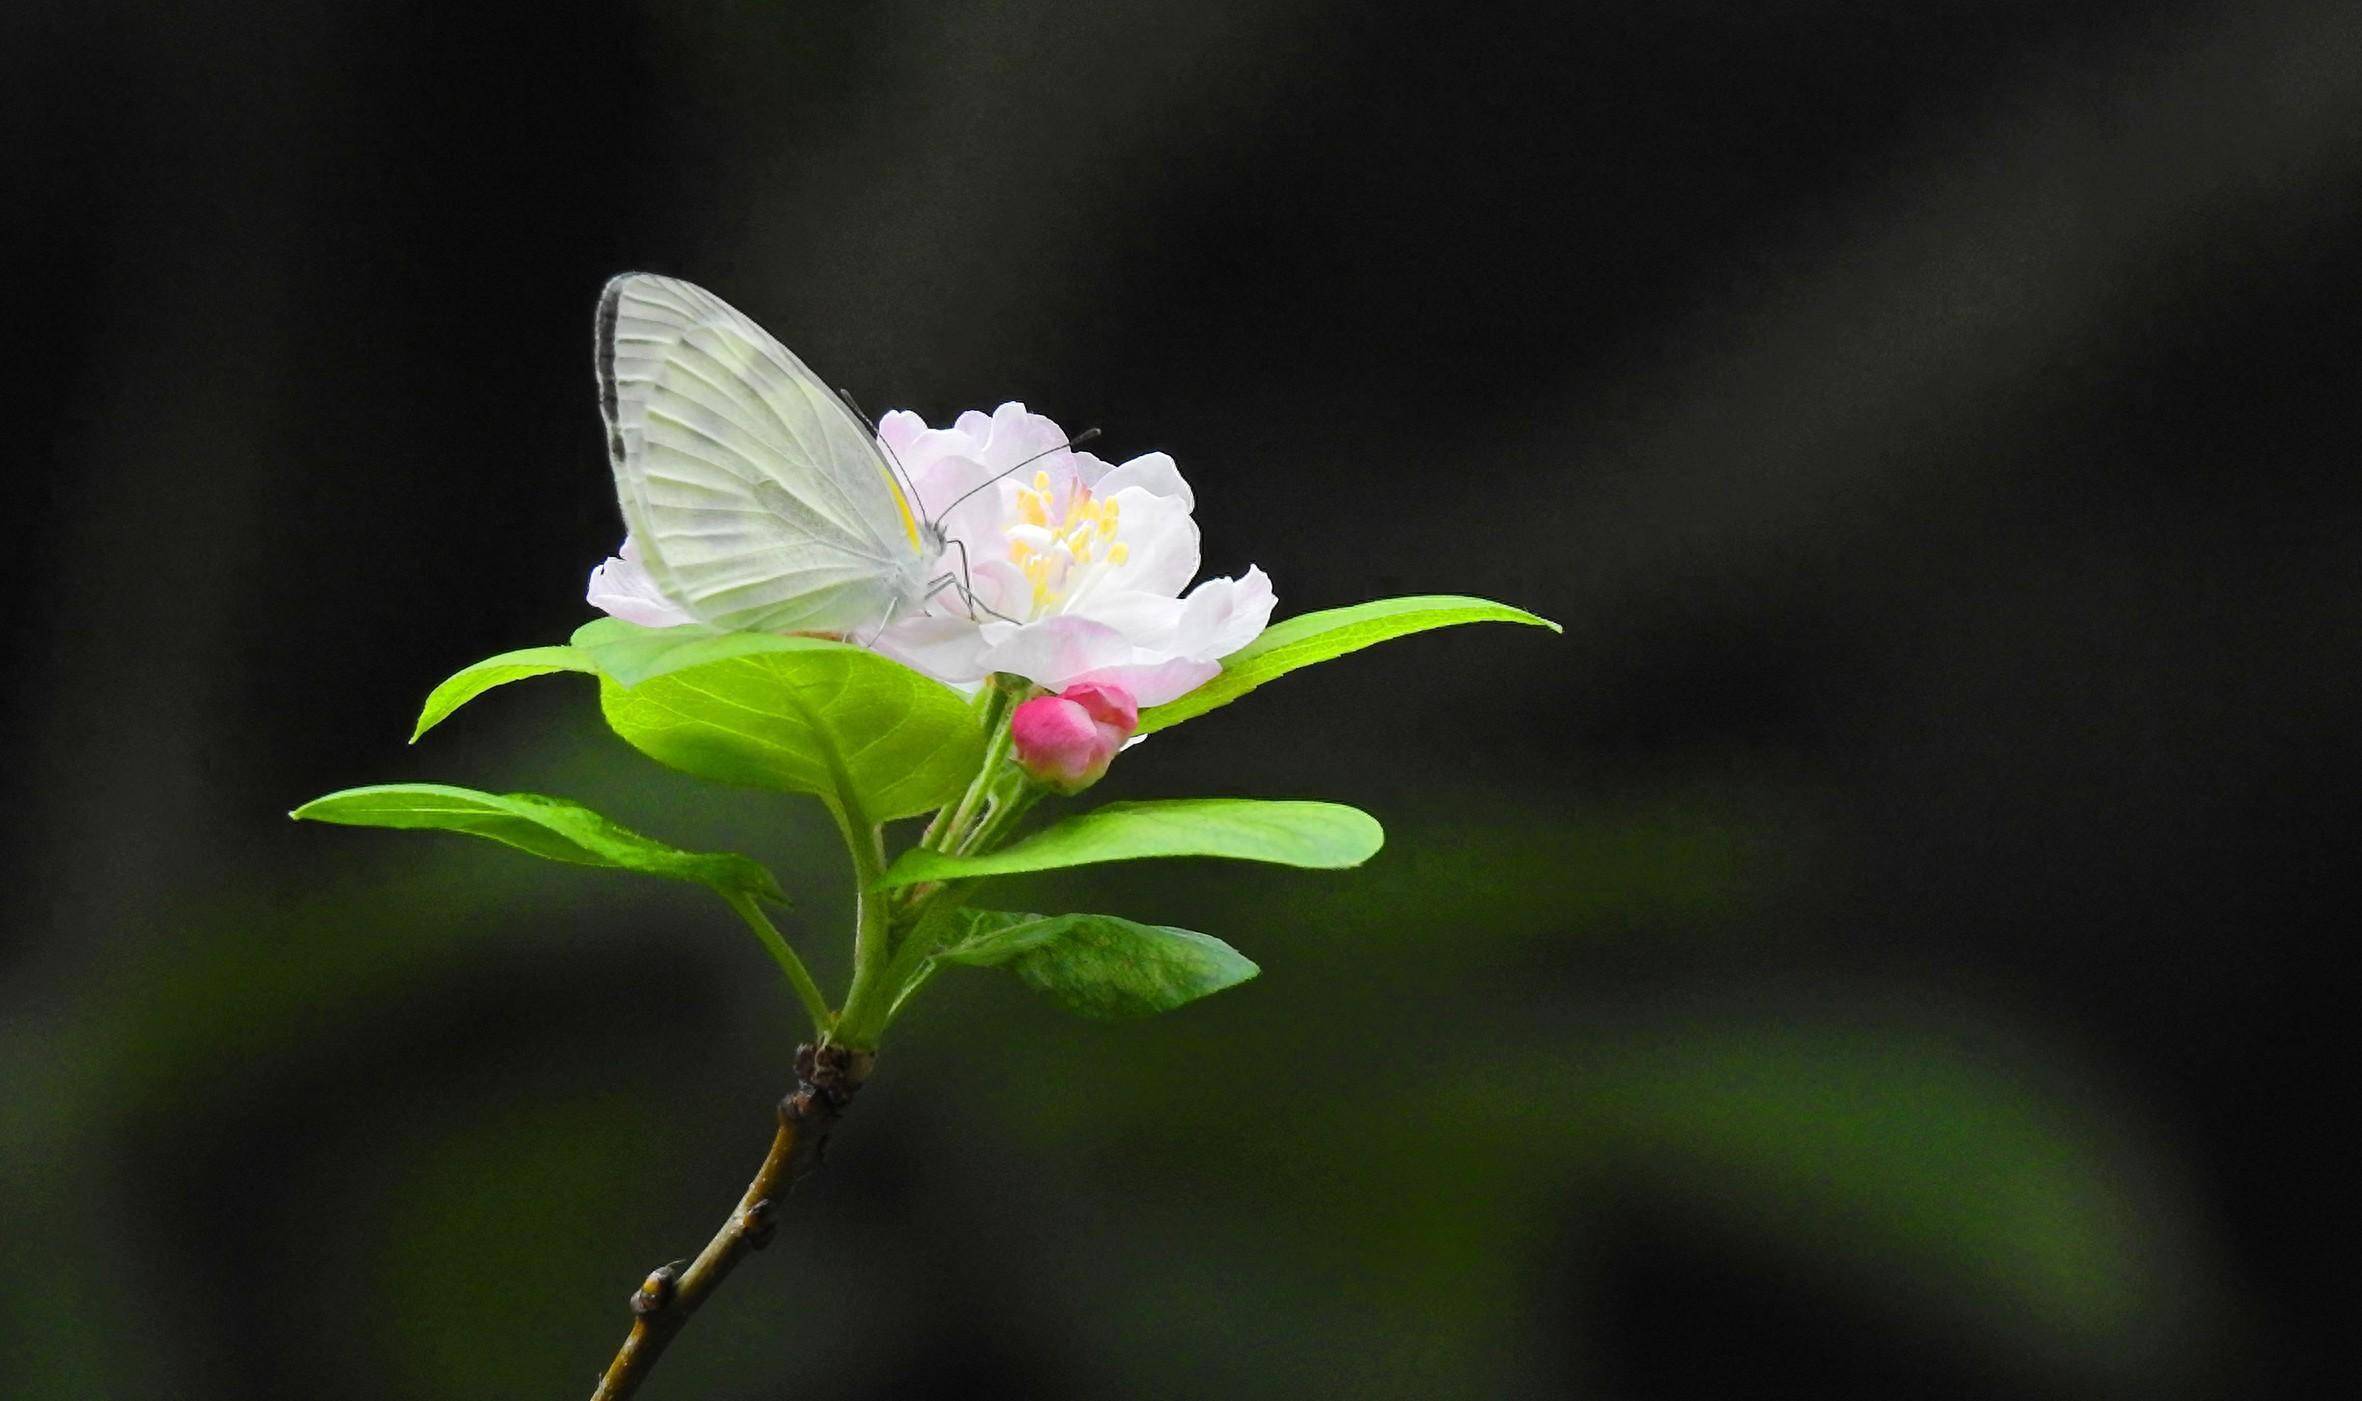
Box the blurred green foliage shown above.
[2,710,2209,1398]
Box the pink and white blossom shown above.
[870,403,1273,705]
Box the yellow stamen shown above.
[1108,542,1129,565]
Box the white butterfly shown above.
[596,273,959,637]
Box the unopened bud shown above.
[1010,682,1138,794]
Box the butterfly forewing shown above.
[597,274,927,634]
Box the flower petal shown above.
[1095,451,1193,511]
[1069,657,1222,708]
[1070,590,1190,648]
[874,613,993,686]
[1102,488,1201,598]
[586,537,700,628]
[978,614,1137,691]
[1173,565,1276,661]
[876,409,932,455]
[982,402,1069,467]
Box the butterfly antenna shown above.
[931,427,1102,525]
[840,385,933,522]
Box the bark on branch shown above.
[589,1043,872,1401]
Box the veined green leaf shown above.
[930,909,1072,967]
[290,784,785,901]
[578,620,983,822]
[1137,594,1559,734]
[936,908,1258,1019]
[570,617,760,687]
[411,646,594,742]
[878,798,1382,888]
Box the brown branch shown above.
[590,1043,873,1401]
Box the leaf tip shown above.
[1496,603,1563,634]
[1331,804,1387,867]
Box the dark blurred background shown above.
[6,1,2356,1396]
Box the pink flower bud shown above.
[1010,682,1139,794]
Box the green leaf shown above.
[576,620,984,823]
[937,908,1258,1018]
[878,798,1383,888]
[1136,594,1559,734]
[291,784,785,901]
[930,909,1073,967]
[568,617,740,687]
[411,646,595,742]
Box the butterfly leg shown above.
[908,571,991,623]
[940,537,1019,624]
[855,593,907,649]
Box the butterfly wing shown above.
[597,273,930,634]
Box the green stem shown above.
[723,892,833,1040]
[871,883,971,1011]
[827,801,895,1050]
[851,780,1045,1040]
[959,780,1043,856]
[841,678,1035,1046]
[924,681,1020,852]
